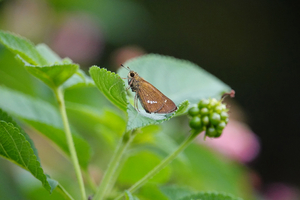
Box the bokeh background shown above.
[1,0,299,199]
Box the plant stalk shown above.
[115,130,201,200]
[55,88,86,200]
[94,130,137,200]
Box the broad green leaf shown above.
[126,100,189,131]
[25,64,79,89]
[0,109,39,160]
[159,185,195,200]
[119,54,231,105]
[16,54,79,89]
[179,192,243,200]
[89,66,127,111]
[89,66,189,130]
[0,86,91,169]
[0,30,47,65]
[0,121,56,193]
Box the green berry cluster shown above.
[188,98,229,138]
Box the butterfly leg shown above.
[134,93,140,112]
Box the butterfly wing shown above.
[137,80,177,113]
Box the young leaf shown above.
[119,54,231,105]
[0,86,91,169]
[0,30,47,65]
[0,121,56,193]
[25,64,79,89]
[89,66,127,111]
[178,191,243,200]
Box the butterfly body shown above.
[127,70,177,114]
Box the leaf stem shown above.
[94,129,137,200]
[115,130,201,200]
[55,88,86,200]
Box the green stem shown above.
[55,88,86,200]
[94,130,137,200]
[115,130,200,200]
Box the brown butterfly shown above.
[122,65,177,114]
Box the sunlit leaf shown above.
[89,66,127,111]
[0,30,47,65]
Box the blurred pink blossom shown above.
[198,120,260,163]
[51,14,104,65]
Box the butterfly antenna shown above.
[121,64,130,71]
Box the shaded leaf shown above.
[0,86,91,169]
[89,66,127,111]
[0,121,56,193]
[0,30,47,65]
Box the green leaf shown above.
[178,191,243,200]
[0,86,91,169]
[126,100,189,131]
[0,121,56,193]
[159,185,194,200]
[0,30,47,65]
[15,54,79,89]
[89,66,127,111]
[35,43,62,64]
[119,54,231,105]
[0,108,39,161]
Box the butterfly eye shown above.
[130,72,135,77]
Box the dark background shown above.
[1,0,299,191]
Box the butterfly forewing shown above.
[137,80,177,113]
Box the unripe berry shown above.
[200,107,209,115]
[188,106,200,117]
[198,99,209,109]
[220,111,229,120]
[189,116,202,129]
[206,126,217,137]
[202,116,210,126]
[210,112,221,126]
